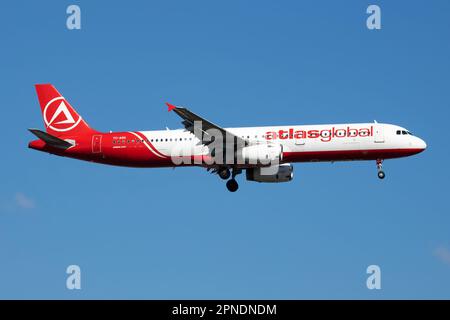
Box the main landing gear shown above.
[209,167,241,192]
[226,179,239,192]
[376,159,385,179]
[225,168,241,192]
[218,168,231,180]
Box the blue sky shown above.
[1,0,449,299]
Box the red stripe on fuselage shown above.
[131,131,168,158]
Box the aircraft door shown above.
[374,125,385,143]
[92,135,102,153]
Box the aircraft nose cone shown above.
[417,137,427,150]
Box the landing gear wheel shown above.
[376,159,385,180]
[226,179,239,192]
[218,168,231,180]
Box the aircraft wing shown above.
[166,103,247,146]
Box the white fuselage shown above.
[132,123,426,164]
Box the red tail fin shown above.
[35,84,97,137]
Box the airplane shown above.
[28,84,427,192]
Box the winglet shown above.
[166,102,177,112]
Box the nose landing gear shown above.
[376,159,385,179]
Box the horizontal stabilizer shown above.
[28,129,73,149]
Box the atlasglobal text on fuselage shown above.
[264,126,374,141]
[28,84,427,192]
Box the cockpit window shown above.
[397,129,413,136]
